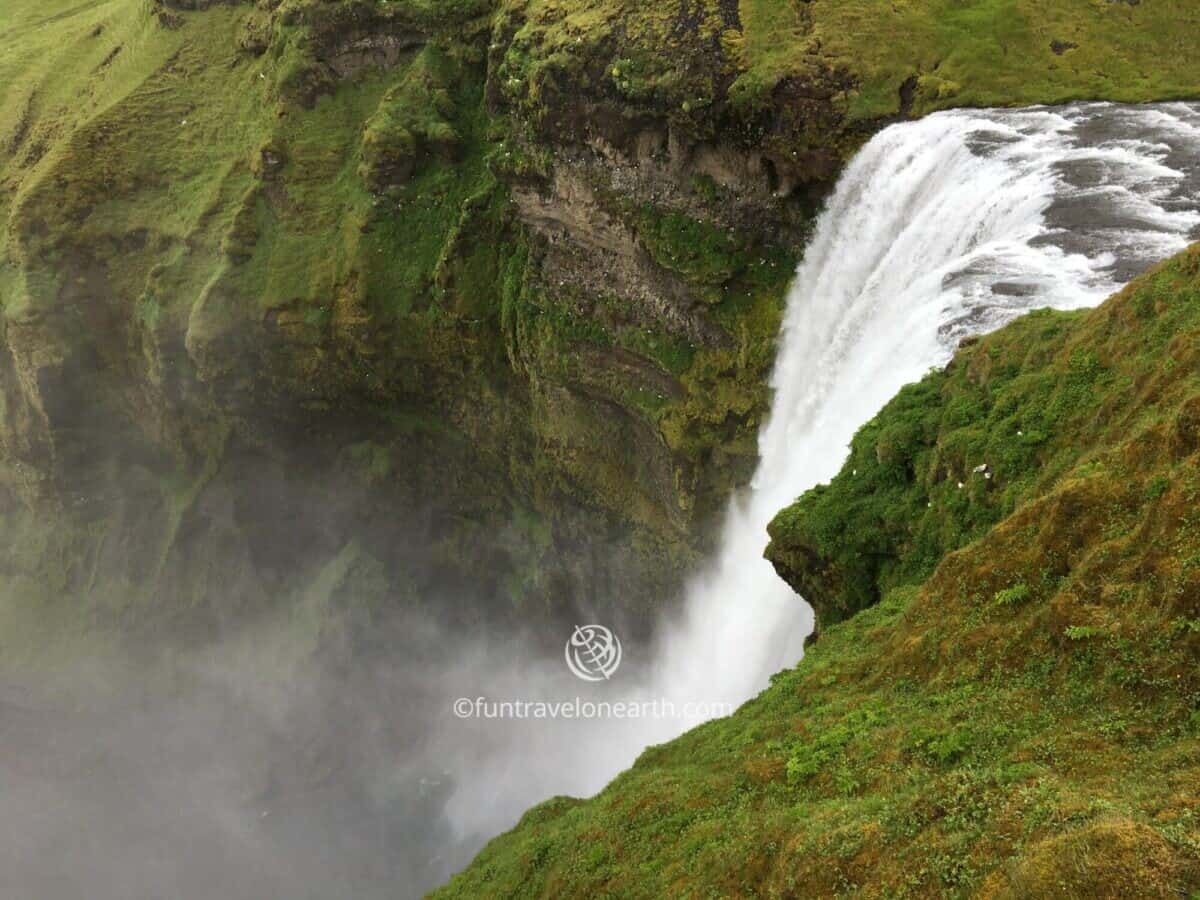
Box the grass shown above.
[767,247,1200,630]
[816,0,1200,118]
[739,0,1200,118]
[435,248,1200,898]
[493,0,1200,166]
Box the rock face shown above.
[0,0,825,640]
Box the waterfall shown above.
[439,102,1200,858]
[651,102,1200,707]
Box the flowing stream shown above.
[437,102,1200,866]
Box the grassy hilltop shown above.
[435,246,1200,900]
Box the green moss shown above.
[359,45,461,192]
[768,248,1200,627]
[633,206,749,293]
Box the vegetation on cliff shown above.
[0,0,793,633]
[434,247,1200,898]
[765,245,1200,632]
[489,0,1200,178]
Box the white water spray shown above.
[439,102,1200,857]
[651,102,1200,709]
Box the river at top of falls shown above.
[435,101,1200,872]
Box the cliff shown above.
[3,0,1196,647]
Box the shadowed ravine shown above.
[5,103,1200,900]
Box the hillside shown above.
[434,246,1200,897]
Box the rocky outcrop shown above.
[0,0,811,637]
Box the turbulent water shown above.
[432,102,1200,870]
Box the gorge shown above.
[3,1,1200,897]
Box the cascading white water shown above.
[437,102,1200,861]
[649,102,1200,711]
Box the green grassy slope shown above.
[740,0,1200,119]
[434,248,1200,898]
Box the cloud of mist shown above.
[0,561,787,900]
[0,572,712,900]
